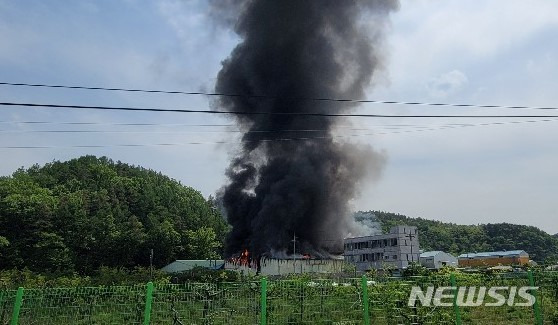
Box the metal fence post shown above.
[527,270,542,325]
[450,274,462,325]
[260,277,268,325]
[143,282,154,325]
[361,275,370,325]
[10,287,24,325]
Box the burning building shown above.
[213,1,399,263]
[224,241,346,275]
[225,253,345,276]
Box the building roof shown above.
[161,260,225,273]
[344,225,417,241]
[457,250,527,259]
[420,251,443,258]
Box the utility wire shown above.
[0,129,330,134]
[1,118,556,134]
[1,118,555,149]
[0,120,471,129]
[2,102,558,118]
[0,121,235,127]
[1,81,556,110]
[0,123,484,133]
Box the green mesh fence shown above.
[452,272,535,324]
[266,278,362,324]
[17,285,146,325]
[0,289,16,324]
[535,271,558,324]
[151,282,260,324]
[367,275,455,324]
[1,272,557,324]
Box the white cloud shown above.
[426,70,468,98]
[374,0,558,101]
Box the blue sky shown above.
[1,0,557,233]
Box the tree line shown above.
[2,155,556,278]
[360,211,558,263]
[0,156,227,274]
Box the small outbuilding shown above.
[161,260,224,273]
[419,251,458,269]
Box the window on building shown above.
[393,255,397,260]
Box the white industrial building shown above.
[419,251,458,269]
[343,225,420,271]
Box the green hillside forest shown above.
[0,156,227,274]
[357,211,558,264]
[2,156,557,278]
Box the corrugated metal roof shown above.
[161,260,225,273]
[420,251,443,258]
[457,250,527,259]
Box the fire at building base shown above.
[225,257,346,276]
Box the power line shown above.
[1,81,556,110]
[0,120,474,129]
[0,124,483,133]
[2,102,558,118]
[0,129,328,134]
[1,118,556,134]
[0,121,235,127]
[1,118,555,149]
[0,119,503,131]
[0,129,374,134]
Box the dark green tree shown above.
[0,155,228,274]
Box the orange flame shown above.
[229,248,252,267]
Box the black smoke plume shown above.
[213,0,398,258]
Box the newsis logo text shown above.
[408,286,538,307]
